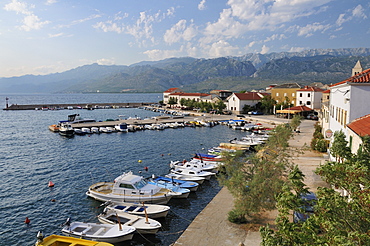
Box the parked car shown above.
[236,114,245,118]
[306,113,318,120]
[248,111,264,115]
[293,192,317,223]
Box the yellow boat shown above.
[35,233,114,246]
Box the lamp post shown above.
[5,97,9,109]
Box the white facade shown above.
[226,92,264,114]
[296,90,323,109]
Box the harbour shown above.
[0,93,253,246]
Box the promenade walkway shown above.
[173,116,329,246]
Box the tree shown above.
[167,97,178,108]
[330,130,352,163]
[260,95,276,114]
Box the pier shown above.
[3,102,156,110]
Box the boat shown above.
[81,127,91,134]
[35,232,114,246]
[74,128,86,135]
[147,180,191,198]
[106,127,115,132]
[170,160,219,173]
[170,167,216,180]
[86,171,178,204]
[165,173,205,184]
[48,124,59,132]
[99,127,111,133]
[114,123,128,132]
[91,127,100,133]
[58,121,75,137]
[98,207,162,234]
[102,200,170,218]
[61,218,136,243]
[151,175,199,192]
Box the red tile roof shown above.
[170,92,210,97]
[296,86,324,92]
[164,88,181,93]
[234,92,264,100]
[322,89,330,93]
[284,105,313,111]
[330,68,370,87]
[347,114,370,137]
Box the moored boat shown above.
[48,124,59,132]
[61,219,135,243]
[58,121,75,137]
[165,173,205,184]
[35,232,114,246]
[151,175,199,192]
[102,200,170,218]
[86,171,178,204]
[170,167,215,180]
[98,208,162,234]
[170,160,219,173]
[147,180,191,199]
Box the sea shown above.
[0,93,247,246]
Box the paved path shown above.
[173,117,329,246]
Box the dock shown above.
[3,102,155,110]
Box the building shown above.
[270,83,301,106]
[166,92,212,106]
[296,86,324,110]
[210,90,233,100]
[347,114,370,153]
[226,92,268,114]
[163,88,183,104]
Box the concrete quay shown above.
[3,102,155,110]
[173,116,329,246]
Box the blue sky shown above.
[1,0,369,77]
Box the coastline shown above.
[173,115,329,246]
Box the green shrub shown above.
[315,139,328,152]
[228,209,247,224]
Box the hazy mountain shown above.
[1,48,369,93]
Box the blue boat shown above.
[148,180,191,199]
[151,176,199,192]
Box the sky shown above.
[0,0,369,78]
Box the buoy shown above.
[144,166,148,171]
[48,181,54,187]
[25,217,30,224]
[51,199,56,202]
[138,160,142,163]
[168,153,171,155]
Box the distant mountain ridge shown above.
[1,48,370,93]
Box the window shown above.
[308,93,311,97]
[276,93,279,96]
[299,93,302,97]
[284,93,287,97]
[299,101,303,105]
[292,93,295,97]
[119,183,134,189]
[306,101,311,105]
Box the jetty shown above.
[3,102,155,110]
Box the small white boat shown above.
[81,127,91,134]
[170,167,215,180]
[91,127,100,133]
[102,201,170,218]
[148,180,191,199]
[165,173,205,184]
[99,127,111,133]
[151,175,199,192]
[106,127,115,132]
[61,219,135,243]
[98,208,162,234]
[115,123,128,132]
[170,160,219,173]
[58,122,75,137]
[86,171,178,204]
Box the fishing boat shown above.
[114,123,128,132]
[151,175,199,192]
[170,167,216,180]
[61,218,135,243]
[98,207,162,234]
[165,173,205,184]
[101,200,170,218]
[48,124,59,132]
[86,171,178,204]
[58,121,75,137]
[170,160,219,173]
[35,231,113,246]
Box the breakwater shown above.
[3,102,156,110]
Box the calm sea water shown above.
[0,93,246,246]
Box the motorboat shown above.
[35,232,113,246]
[170,160,219,173]
[98,207,162,234]
[48,124,59,132]
[165,173,205,184]
[147,180,190,199]
[99,127,111,133]
[58,121,75,137]
[102,200,170,218]
[170,167,215,180]
[151,175,199,192]
[115,123,128,132]
[81,127,91,134]
[61,219,135,243]
[91,127,100,133]
[106,127,115,132]
[74,128,86,135]
[86,171,178,204]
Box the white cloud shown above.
[48,32,64,38]
[352,5,367,19]
[264,34,286,42]
[207,40,239,57]
[260,45,269,54]
[297,22,330,37]
[289,47,307,52]
[164,19,197,44]
[96,58,115,65]
[20,14,50,31]
[93,21,123,34]
[143,48,181,61]
[336,4,367,26]
[198,0,206,10]
[3,0,34,15]
[45,0,57,5]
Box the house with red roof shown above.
[323,60,370,156]
[226,92,268,114]
[163,88,183,104]
[347,114,370,153]
[296,86,324,110]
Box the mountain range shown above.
[1,48,370,94]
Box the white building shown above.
[296,86,324,110]
[226,92,268,114]
[163,88,183,104]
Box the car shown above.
[248,111,264,115]
[293,192,317,223]
[236,114,245,118]
[307,113,318,120]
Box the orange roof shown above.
[347,114,370,137]
[331,68,370,87]
[170,92,210,97]
[296,86,324,92]
[164,88,180,93]
[284,105,313,111]
[322,89,330,93]
[234,92,264,100]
